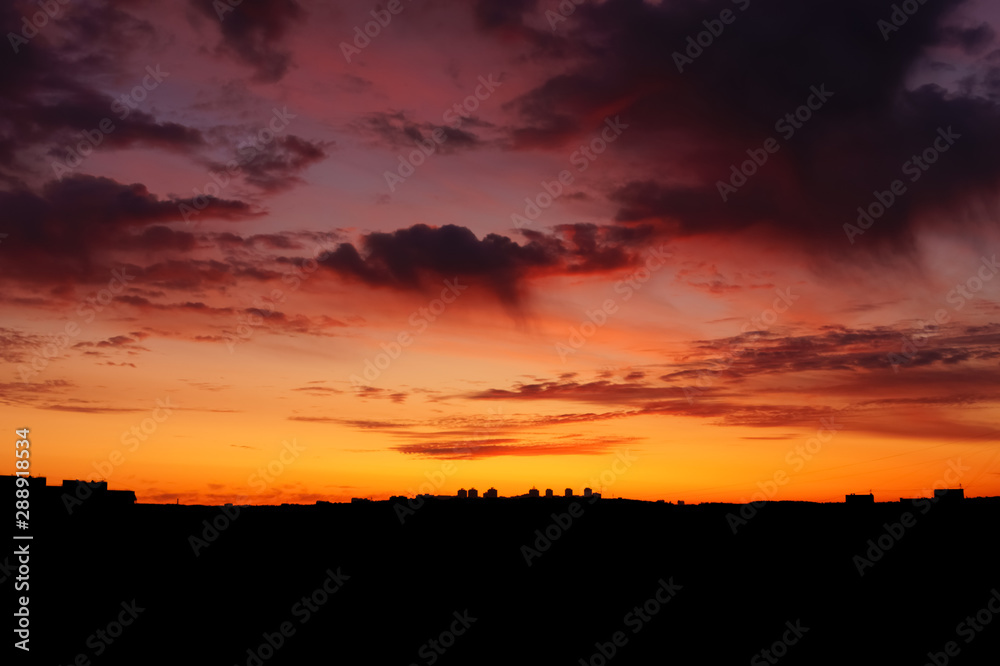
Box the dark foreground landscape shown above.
[9,492,1000,665]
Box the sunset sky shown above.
[2,0,1000,505]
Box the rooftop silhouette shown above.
[6,476,976,509]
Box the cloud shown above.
[352,111,487,154]
[495,0,1000,257]
[473,0,538,32]
[391,437,628,460]
[238,135,330,191]
[0,329,52,364]
[189,0,305,82]
[934,22,996,55]
[291,385,346,395]
[468,379,682,405]
[0,175,259,284]
[318,222,661,308]
[459,319,1000,435]
[207,134,331,192]
[39,403,145,414]
[0,378,73,399]
[0,2,207,178]
[73,335,150,356]
[299,405,639,459]
[353,386,408,403]
[288,417,409,429]
[662,323,1000,383]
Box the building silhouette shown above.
[61,479,137,507]
[1,476,136,509]
[528,487,539,498]
[934,488,964,502]
[485,487,498,498]
[468,488,479,499]
[845,493,874,505]
[64,479,107,492]
[584,487,592,498]
[565,488,573,497]
[2,474,47,494]
[545,488,553,498]
[457,488,468,498]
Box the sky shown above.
[2,0,1000,505]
